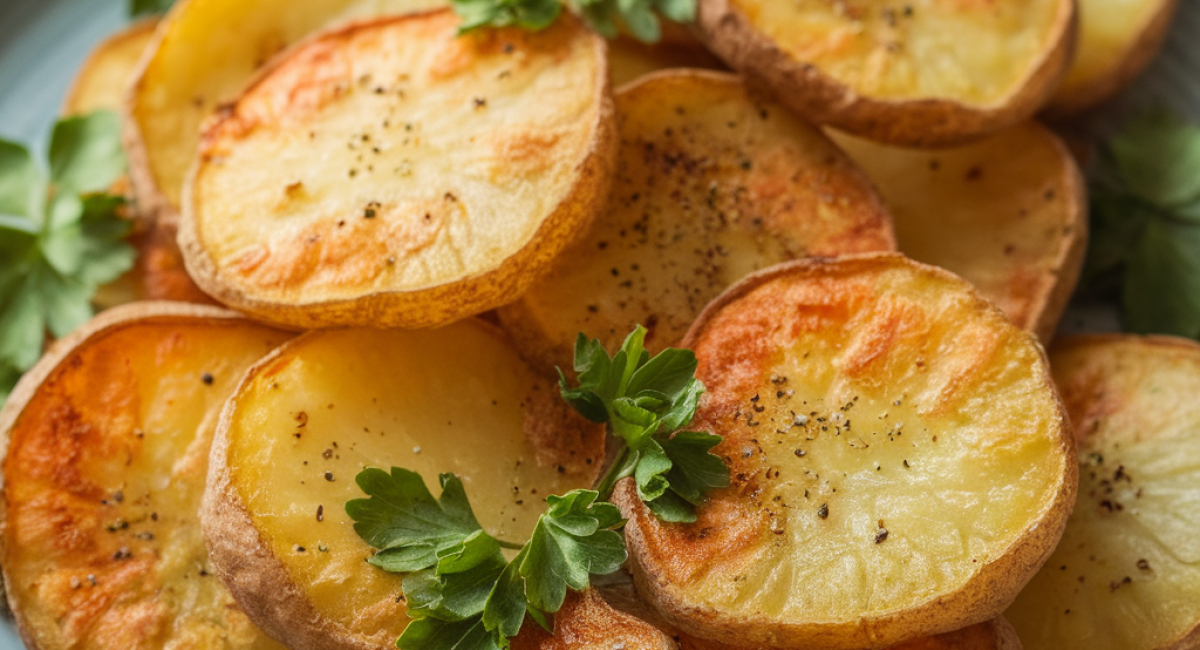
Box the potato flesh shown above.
[3,319,290,650]
[191,12,604,304]
[1056,0,1171,101]
[224,324,596,641]
[64,20,157,115]
[633,259,1068,633]
[607,37,726,87]
[131,0,445,210]
[503,72,892,367]
[735,0,1064,104]
[1007,338,1200,650]
[829,123,1083,340]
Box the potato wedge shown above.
[1047,0,1181,114]
[828,122,1087,343]
[499,70,893,373]
[1006,335,1200,650]
[64,19,158,116]
[696,0,1076,146]
[202,321,606,650]
[0,302,291,650]
[125,0,446,221]
[608,35,726,87]
[616,254,1075,650]
[180,11,616,329]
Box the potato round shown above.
[679,617,1023,650]
[124,0,446,221]
[180,10,616,329]
[511,589,676,650]
[696,0,1076,146]
[829,122,1087,343]
[1047,0,1180,114]
[64,19,157,117]
[0,303,291,650]
[499,70,893,373]
[1006,336,1200,650]
[608,35,727,88]
[616,254,1076,650]
[202,321,605,650]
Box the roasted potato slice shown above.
[696,0,1076,146]
[680,618,1023,650]
[180,11,616,329]
[1006,335,1200,650]
[511,589,676,650]
[608,35,726,87]
[499,70,893,373]
[64,19,158,117]
[125,0,446,221]
[1047,0,1181,114]
[0,302,291,650]
[616,254,1075,650]
[829,122,1087,343]
[203,321,606,649]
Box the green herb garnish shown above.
[1084,111,1200,338]
[0,111,134,404]
[450,0,696,43]
[346,326,728,649]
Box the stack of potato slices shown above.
[1,0,1194,648]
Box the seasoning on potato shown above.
[1006,335,1200,650]
[179,10,616,330]
[0,303,292,650]
[500,69,894,374]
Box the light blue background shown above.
[2,1,1200,649]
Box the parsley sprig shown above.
[1084,111,1200,338]
[0,111,135,403]
[451,0,696,43]
[346,327,729,650]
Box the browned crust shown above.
[510,589,677,650]
[617,253,1076,650]
[201,347,389,650]
[695,0,1078,147]
[1029,121,1089,344]
[0,301,273,650]
[177,10,617,330]
[1045,0,1182,116]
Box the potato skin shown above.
[178,11,617,330]
[696,0,1077,146]
[202,395,382,650]
[617,254,1076,650]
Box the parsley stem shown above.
[594,443,636,500]
[496,539,524,550]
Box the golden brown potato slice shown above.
[608,34,726,87]
[63,19,158,116]
[1047,0,1181,114]
[696,0,1076,146]
[680,617,1023,650]
[203,321,606,650]
[615,254,1075,650]
[829,122,1087,343]
[1006,335,1200,650]
[180,11,615,329]
[0,302,291,650]
[511,589,676,650]
[125,0,447,221]
[499,70,893,373]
